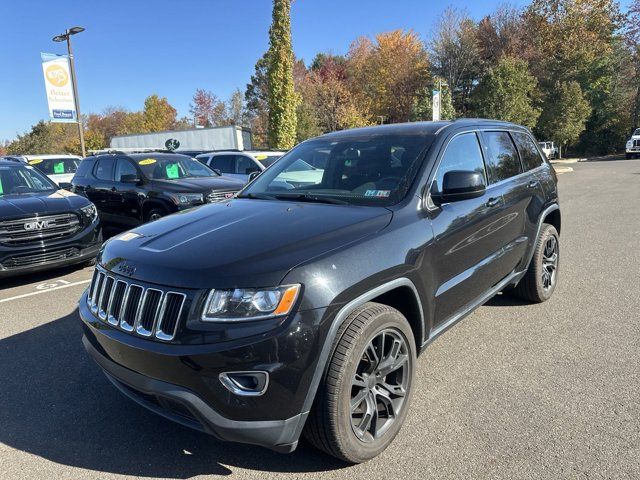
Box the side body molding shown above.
[300,277,424,414]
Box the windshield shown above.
[28,157,80,175]
[240,134,432,206]
[634,129,640,136]
[0,164,58,196]
[134,154,218,180]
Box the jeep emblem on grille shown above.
[116,263,137,277]
[24,220,52,231]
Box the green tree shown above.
[538,81,591,157]
[142,94,177,132]
[472,57,540,127]
[267,0,297,149]
[245,53,270,148]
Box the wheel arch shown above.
[141,199,171,220]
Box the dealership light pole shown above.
[53,26,86,157]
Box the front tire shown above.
[304,302,416,463]
[145,208,167,222]
[511,223,559,303]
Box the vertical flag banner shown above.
[432,90,441,122]
[41,52,77,122]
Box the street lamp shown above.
[52,26,86,156]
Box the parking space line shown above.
[0,279,91,304]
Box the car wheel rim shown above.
[350,328,410,443]
[150,213,162,221]
[541,235,558,291]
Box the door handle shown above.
[527,180,539,189]
[486,197,501,208]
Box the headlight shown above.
[80,203,98,222]
[201,284,300,322]
[627,141,633,149]
[169,193,203,205]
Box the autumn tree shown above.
[538,81,591,157]
[267,0,297,149]
[472,57,540,127]
[142,94,177,132]
[430,8,483,113]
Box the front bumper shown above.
[79,290,329,452]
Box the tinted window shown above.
[483,131,522,183]
[94,159,114,181]
[210,155,235,173]
[236,155,257,174]
[513,132,543,171]
[29,157,79,175]
[115,158,138,181]
[433,132,486,193]
[75,159,92,178]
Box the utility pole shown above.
[53,27,86,156]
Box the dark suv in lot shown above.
[79,120,560,463]
[0,159,101,277]
[71,152,244,228]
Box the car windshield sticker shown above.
[0,178,3,194]
[364,190,391,198]
[138,158,156,166]
[255,154,268,160]
[166,163,180,179]
[29,159,43,165]
[53,161,65,174]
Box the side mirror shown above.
[58,182,73,191]
[248,170,261,182]
[120,174,141,184]
[438,170,486,203]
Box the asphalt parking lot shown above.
[1,158,639,479]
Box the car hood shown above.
[99,198,393,289]
[150,176,244,193]
[0,189,89,218]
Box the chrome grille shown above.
[207,190,237,203]
[87,268,186,341]
[633,139,640,148]
[0,213,81,245]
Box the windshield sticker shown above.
[365,190,391,198]
[53,161,65,174]
[28,159,43,165]
[0,179,3,194]
[255,154,268,160]
[166,163,180,179]
[138,158,156,166]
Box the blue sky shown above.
[0,0,631,142]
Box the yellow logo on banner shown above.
[45,64,69,87]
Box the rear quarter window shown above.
[513,132,544,171]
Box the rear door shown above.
[113,157,144,227]
[427,131,507,327]
[90,158,117,222]
[480,130,543,277]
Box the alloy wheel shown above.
[541,235,558,291]
[350,328,410,443]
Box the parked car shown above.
[196,150,285,183]
[537,141,557,159]
[71,152,244,229]
[0,158,101,277]
[625,128,640,159]
[79,119,560,463]
[246,150,286,168]
[24,154,82,186]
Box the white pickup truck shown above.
[538,141,558,160]
[626,128,640,159]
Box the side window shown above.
[483,131,523,183]
[210,155,234,173]
[433,132,486,193]
[115,159,138,182]
[94,159,114,181]
[236,155,257,174]
[512,132,544,171]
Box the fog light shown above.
[219,371,269,396]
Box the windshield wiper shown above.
[240,192,277,200]
[274,193,349,205]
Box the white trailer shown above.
[110,126,252,151]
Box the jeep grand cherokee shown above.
[79,120,560,463]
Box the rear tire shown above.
[511,223,559,303]
[304,302,416,463]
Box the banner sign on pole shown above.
[432,90,441,122]
[41,52,77,123]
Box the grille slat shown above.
[207,190,237,203]
[0,247,79,269]
[86,267,186,342]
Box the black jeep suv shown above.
[79,120,560,463]
[71,152,244,228]
[0,159,101,277]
